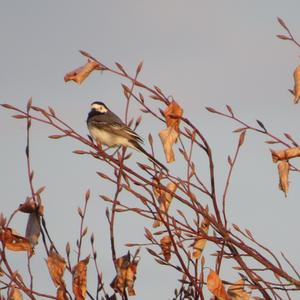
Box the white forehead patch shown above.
[91,103,108,113]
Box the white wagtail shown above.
[87,101,168,172]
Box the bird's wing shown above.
[89,121,144,144]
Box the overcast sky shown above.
[1,1,300,299]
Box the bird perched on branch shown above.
[87,101,168,172]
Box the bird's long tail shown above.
[134,143,168,172]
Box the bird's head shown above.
[90,101,109,114]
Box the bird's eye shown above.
[99,105,107,113]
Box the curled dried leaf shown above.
[192,217,209,259]
[9,286,23,300]
[207,270,230,300]
[111,252,139,296]
[153,182,178,228]
[0,228,32,253]
[159,127,178,163]
[227,279,251,300]
[271,147,300,162]
[64,60,103,84]
[46,249,66,288]
[164,101,183,132]
[72,256,90,300]
[152,177,163,199]
[159,101,183,163]
[126,262,138,296]
[160,235,172,262]
[278,160,290,197]
[56,286,68,300]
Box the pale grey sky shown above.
[1,1,300,299]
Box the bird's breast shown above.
[88,125,132,148]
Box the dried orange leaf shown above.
[111,252,139,296]
[152,177,163,199]
[227,279,251,300]
[64,60,102,84]
[46,249,66,288]
[207,270,230,300]
[159,127,178,163]
[293,65,300,104]
[160,235,172,262]
[159,101,183,163]
[192,218,210,259]
[153,182,178,228]
[126,261,138,296]
[56,286,68,300]
[0,228,32,253]
[164,101,183,132]
[278,160,290,197]
[271,147,300,162]
[8,286,23,300]
[111,253,129,296]
[72,256,90,300]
